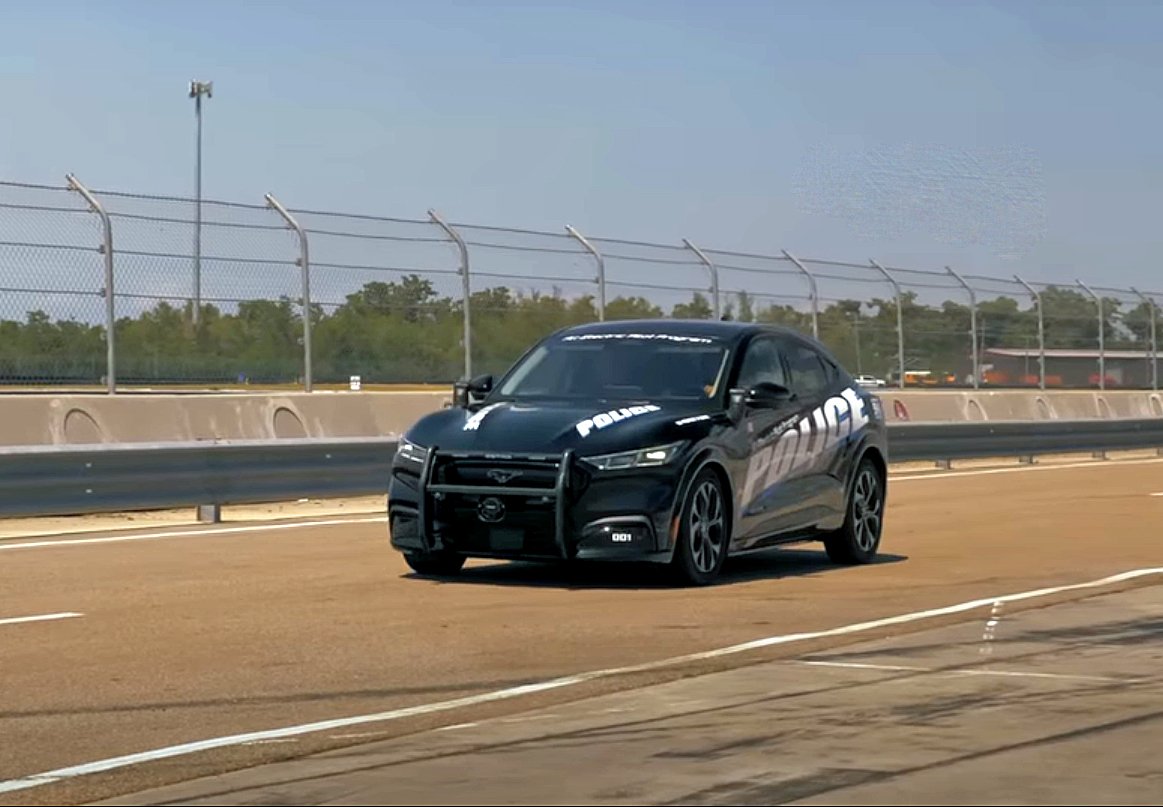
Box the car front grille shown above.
[419,450,587,558]
[433,456,560,492]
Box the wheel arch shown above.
[843,437,888,505]
[668,446,735,549]
[860,443,887,488]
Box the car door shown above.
[779,337,846,525]
[728,334,820,546]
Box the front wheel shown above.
[824,456,885,565]
[670,468,730,586]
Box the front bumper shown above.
[387,446,679,562]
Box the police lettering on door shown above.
[741,387,870,508]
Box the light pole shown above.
[189,79,213,327]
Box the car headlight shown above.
[395,437,428,466]
[581,441,685,471]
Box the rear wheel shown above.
[403,548,466,577]
[671,468,729,586]
[824,456,884,564]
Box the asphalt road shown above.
[1,456,1162,805]
[92,585,1163,806]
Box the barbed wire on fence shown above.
[0,177,1159,391]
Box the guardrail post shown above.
[946,266,979,389]
[1131,287,1158,391]
[1077,279,1105,390]
[870,259,905,389]
[566,225,605,321]
[1014,275,1046,390]
[782,250,820,339]
[265,194,313,392]
[429,210,472,381]
[682,238,720,319]
[66,174,116,394]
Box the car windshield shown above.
[494,332,731,402]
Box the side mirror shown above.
[453,373,493,408]
[744,382,795,408]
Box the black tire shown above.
[670,467,730,586]
[403,548,466,577]
[824,455,885,565]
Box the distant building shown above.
[980,347,1159,388]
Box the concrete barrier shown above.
[877,389,1163,423]
[1,389,1160,447]
[0,391,451,447]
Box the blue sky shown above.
[3,0,1163,294]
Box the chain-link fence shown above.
[0,181,107,385]
[1,175,1160,391]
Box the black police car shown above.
[387,318,888,586]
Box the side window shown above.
[734,336,788,390]
[786,342,830,400]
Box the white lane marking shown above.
[435,722,479,732]
[0,612,83,627]
[797,660,1126,683]
[1151,492,1163,497]
[891,455,1163,482]
[0,516,387,552]
[980,600,1004,657]
[2,564,1161,796]
[800,660,924,673]
[954,669,1126,683]
[500,713,560,724]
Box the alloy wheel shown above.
[688,478,726,574]
[852,466,882,552]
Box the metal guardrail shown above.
[887,418,1163,463]
[0,437,399,519]
[1,419,1162,520]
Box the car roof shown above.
[553,318,804,342]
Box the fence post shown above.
[1131,287,1158,391]
[781,250,819,339]
[65,174,115,394]
[565,225,605,321]
[681,239,720,319]
[946,266,978,389]
[264,194,313,392]
[869,259,905,389]
[1077,279,1104,390]
[429,210,471,381]
[1014,275,1045,390]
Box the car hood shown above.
[403,398,716,456]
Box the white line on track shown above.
[795,659,1127,683]
[3,455,1160,553]
[1,564,1160,796]
[798,660,924,673]
[0,611,83,627]
[0,515,386,552]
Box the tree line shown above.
[0,274,1157,385]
